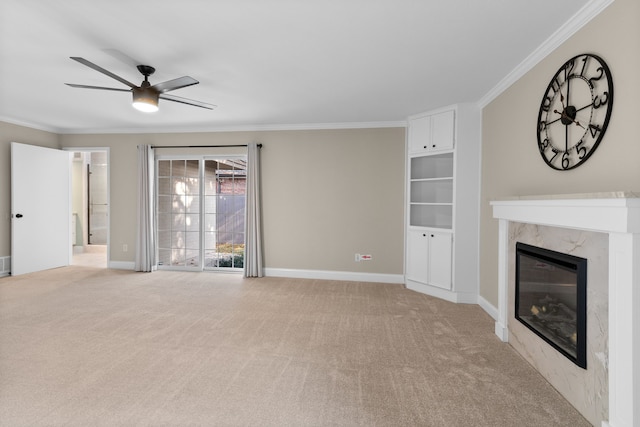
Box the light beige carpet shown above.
[0,267,590,426]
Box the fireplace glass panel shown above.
[515,242,587,369]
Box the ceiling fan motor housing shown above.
[136,65,156,78]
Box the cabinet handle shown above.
[432,144,436,148]
[431,234,434,237]
[423,145,427,149]
[422,234,426,237]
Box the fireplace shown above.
[515,242,587,368]
[492,193,640,427]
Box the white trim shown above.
[109,261,135,270]
[407,104,458,121]
[264,268,403,284]
[59,120,408,135]
[0,115,62,133]
[405,279,478,304]
[478,0,615,108]
[495,218,510,343]
[477,294,498,321]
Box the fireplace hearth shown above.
[515,242,587,368]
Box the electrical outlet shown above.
[355,253,360,262]
[122,244,128,252]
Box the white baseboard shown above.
[264,268,403,284]
[477,294,499,321]
[405,279,478,304]
[109,261,135,270]
[105,263,403,283]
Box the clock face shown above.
[537,53,613,170]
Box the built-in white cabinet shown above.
[408,109,455,154]
[405,104,480,303]
[406,229,452,290]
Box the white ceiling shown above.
[0,0,592,134]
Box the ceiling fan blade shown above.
[152,76,199,93]
[65,83,131,92]
[70,57,137,88]
[160,93,216,110]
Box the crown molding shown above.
[0,115,62,134]
[478,0,615,108]
[58,120,407,135]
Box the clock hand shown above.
[559,93,566,110]
[576,103,593,113]
[572,119,585,129]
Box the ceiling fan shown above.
[65,57,215,112]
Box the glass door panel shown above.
[157,159,201,269]
[203,159,246,270]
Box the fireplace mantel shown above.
[491,193,640,427]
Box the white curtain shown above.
[134,144,157,272]
[244,142,264,277]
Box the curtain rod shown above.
[150,144,262,149]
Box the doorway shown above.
[156,156,246,271]
[69,149,109,268]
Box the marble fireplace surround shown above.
[491,193,640,427]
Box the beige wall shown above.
[0,122,61,256]
[59,128,406,274]
[7,1,634,289]
[479,0,640,306]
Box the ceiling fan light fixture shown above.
[132,87,159,113]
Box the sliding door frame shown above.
[155,154,246,272]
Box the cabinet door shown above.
[430,110,454,151]
[406,230,429,284]
[428,232,452,289]
[408,115,431,154]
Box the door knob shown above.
[15,213,23,218]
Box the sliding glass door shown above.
[157,156,246,271]
[204,159,246,269]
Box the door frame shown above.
[63,147,110,267]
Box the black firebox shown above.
[515,242,587,369]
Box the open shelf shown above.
[410,153,453,180]
[409,152,454,229]
[409,204,453,229]
[410,179,453,204]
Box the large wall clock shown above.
[537,53,613,170]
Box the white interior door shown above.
[11,142,71,275]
